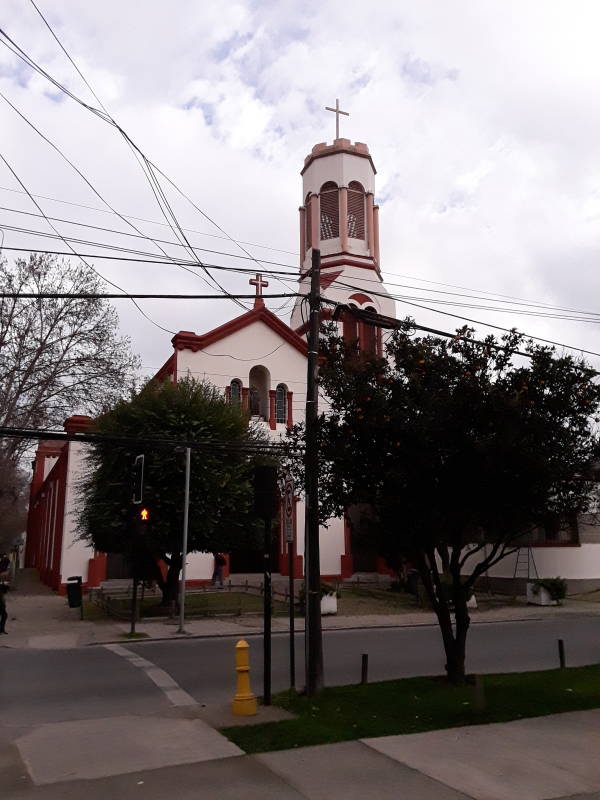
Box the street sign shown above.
[284,477,294,543]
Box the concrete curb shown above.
[89,614,549,647]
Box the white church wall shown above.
[461,544,600,584]
[60,442,94,583]
[320,516,345,576]
[184,551,213,581]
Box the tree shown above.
[0,453,28,552]
[288,321,600,683]
[0,253,140,463]
[79,377,271,604]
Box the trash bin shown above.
[406,569,420,596]
[66,575,82,608]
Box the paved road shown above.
[2,615,599,727]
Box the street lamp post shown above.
[178,446,191,634]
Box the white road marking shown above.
[104,643,197,707]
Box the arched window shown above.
[347,181,365,240]
[230,379,242,404]
[305,193,312,250]
[319,181,339,240]
[275,384,288,423]
[249,365,270,419]
[249,387,260,416]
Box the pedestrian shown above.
[212,553,226,588]
[0,553,9,577]
[0,584,8,634]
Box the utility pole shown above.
[178,446,191,634]
[304,247,323,695]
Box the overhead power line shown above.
[1,13,294,306]
[0,425,290,453]
[0,152,175,334]
[0,185,298,256]
[0,291,299,300]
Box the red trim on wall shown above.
[301,142,376,175]
[286,391,293,428]
[340,517,354,578]
[63,415,92,434]
[319,270,343,291]
[269,389,276,430]
[154,354,175,383]
[242,387,249,412]
[294,307,333,337]
[376,556,393,576]
[348,292,373,306]
[171,305,308,357]
[87,552,108,588]
[26,447,69,589]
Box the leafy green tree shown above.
[288,321,600,683]
[79,377,269,604]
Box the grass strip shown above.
[222,664,600,753]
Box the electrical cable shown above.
[0,152,175,333]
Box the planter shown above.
[526,582,557,606]
[321,593,338,615]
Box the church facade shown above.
[24,134,600,594]
[24,135,399,592]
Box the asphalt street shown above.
[1,615,599,727]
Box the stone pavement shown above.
[3,569,600,649]
[4,710,600,798]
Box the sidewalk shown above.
[3,569,600,649]
[5,709,600,798]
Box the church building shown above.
[24,130,399,593]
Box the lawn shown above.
[96,591,287,619]
[222,664,600,753]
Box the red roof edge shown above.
[172,306,308,357]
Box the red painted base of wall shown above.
[87,554,108,588]
[340,554,354,579]
[376,557,394,576]
[279,553,304,578]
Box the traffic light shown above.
[139,507,150,522]
[132,454,144,505]
[254,466,279,520]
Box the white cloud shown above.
[2,0,600,384]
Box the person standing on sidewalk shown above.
[212,553,226,588]
[0,584,8,634]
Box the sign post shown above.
[284,477,295,689]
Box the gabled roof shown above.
[171,301,308,357]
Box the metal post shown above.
[263,517,272,705]
[361,653,369,685]
[289,542,295,689]
[304,247,323,696]
[178,447,191,634]
[558,638,566,669]
[130,578,138,635]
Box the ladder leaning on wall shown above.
[512,546,538,596]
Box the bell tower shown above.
[290,126,396,332]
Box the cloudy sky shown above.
[2,0,600,379]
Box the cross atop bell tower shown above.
[325,98,349,140]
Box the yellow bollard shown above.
[231,639,257,716]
